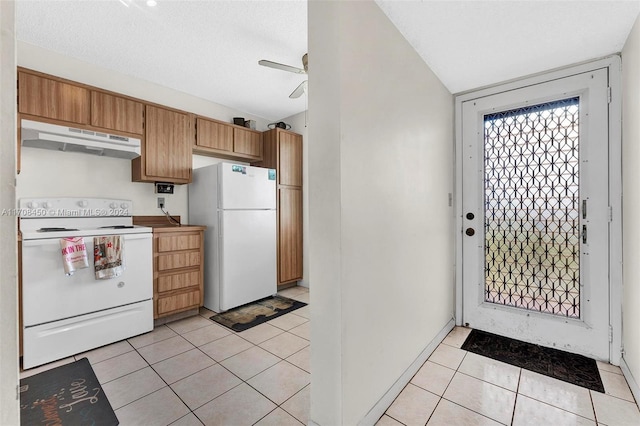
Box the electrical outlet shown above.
[157,197,165,208]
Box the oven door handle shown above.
[22,233,151,247]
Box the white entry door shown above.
[461,68,611,360]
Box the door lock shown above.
[465,228,475,236]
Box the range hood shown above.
[21,119,141,159]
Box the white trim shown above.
[607,55,623,366]
[455,98,464,326]
[455,55,620,102]
[357,318,455,426]
[620,358,640,407]
[454,55,623,361]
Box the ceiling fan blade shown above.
[259,59,306,74]
[289,80,308,99]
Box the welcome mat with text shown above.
[461,329,604,392]
[20,357,119,426]
[211,295,306,332]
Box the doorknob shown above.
[465,228,475,236]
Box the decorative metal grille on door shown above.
[484,97,580,318]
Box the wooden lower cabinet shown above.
[278,187,303,284]
[153,227,205,319]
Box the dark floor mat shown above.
[20,357,119,425]
[211,295,307,332]
[461,329,604,392]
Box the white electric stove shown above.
[20,197,153,369]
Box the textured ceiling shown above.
[376,0,640,94]
[16,0,308,121]
[15,1,640,122]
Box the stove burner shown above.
[37,227,79,232]
[99,225,135,229]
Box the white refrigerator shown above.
[189,163,277,312]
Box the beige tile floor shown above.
[20,286,311,426]
[380,326,640,426]
[21,286,640,425]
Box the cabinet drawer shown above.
[157,234,201,253]
[157,271,200,293]
[157,290,201,316]
[157,252,200,271]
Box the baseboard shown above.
[620,357,640,406]
[357,318,456,426]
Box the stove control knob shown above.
[42,202,51,209]
[120,203,129,210]
[110,202,118,209]
[27,201,39,209]
[78,200,88,208]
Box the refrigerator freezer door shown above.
[219,209,277,310]
[220,163,276,210]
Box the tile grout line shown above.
[271,384,310,425]
[589,390,600,425]
[510,368,522,426]
[439,346,519,425]
[424,396,444,425]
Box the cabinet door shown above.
[278,187,303,283]
[18,72,89,124]
[145,105,192,181]
[234,128,262,158]
[278,132,303,186]
[91,91,144,134]
[196,118,233,151]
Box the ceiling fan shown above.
[259,53,308,99]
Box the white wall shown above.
[309,1,454,424]
[0,1,19,424]
[279,111,309,288]
[622,13,640,394]
[16,42,270,220]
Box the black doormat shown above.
[20,357,119,426]
[211,295,307,332]
[461,329,604,392]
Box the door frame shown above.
[454,55,622,364]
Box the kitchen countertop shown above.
[133,215,206,231]
[147,224,206,233]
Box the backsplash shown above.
[17,147,188,219]
[16,148,248,223]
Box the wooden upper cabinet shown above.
[144,105,192,182]
[278,131,303,187]
[195,117,233,152]
[18,71,90,124]
[193,117,263,162]
[90,91,144,135]
[233,128,262,158]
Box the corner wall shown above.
[308,1,454,424]
[622,13,640,395]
